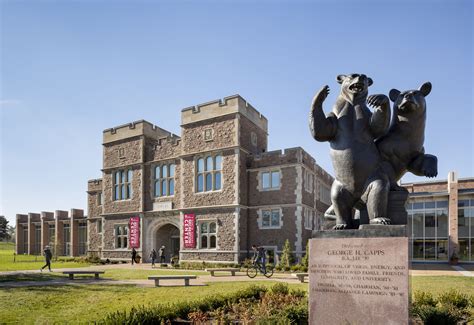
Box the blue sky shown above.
[1,0,472,225]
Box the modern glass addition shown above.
[196,155,222,192]
[154,163,175,197]
[458,199,474,261]
[200,221,217,249]
[407,200,449,261]
[113,169,132,200]
[63,224,71,256]
[78,222,87,255]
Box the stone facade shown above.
[87,95,334,263]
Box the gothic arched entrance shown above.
[155,223,180,263]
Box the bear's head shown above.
[337,73,373,103]
[389,82,431,116]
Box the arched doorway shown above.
[155,224,180,263]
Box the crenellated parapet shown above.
[181,94,268,132]
[103,120,179,144]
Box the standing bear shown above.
[376,82,438,188]
[309,74,391,229]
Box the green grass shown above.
[411,276,474,296]
[0,281,307,324]
[0,242,90,271]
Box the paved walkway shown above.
[0,263,472,288]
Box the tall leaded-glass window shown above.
[113,169,132,200]
[196,155,222,193]
[154,163,175,197]
[115,225,128,249]
[200,221,217,249]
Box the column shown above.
[448,171,459,262]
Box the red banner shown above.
[183,214,196,248]
[129,216,140,248]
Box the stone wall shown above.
[181,115,237,154]
[248,167,297,206]
[239,114,267,154]
[246,206,297,252]
[180,208,237,262]
[88,219,102,252]
[144,136,181,162]
[102,215,132,251]
[103,137,143,169]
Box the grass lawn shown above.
[0,273,472,324]
[0,242,90,272]
[0,281,307,324]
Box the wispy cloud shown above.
[0,99,22,107]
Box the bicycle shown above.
[246,261,274,278]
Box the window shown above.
[115,225,128,249]
[97,192,103,206]
[79,222,87,255]
[113,169,132,200]
[154,163,175,197]
[200,221,217,249]
[204,128,214,141]
[260,209,281,228]
[319,184,331,205]
[304,169,314,193]
[97,219,103,234]
[196,155,222,192]
[251,132,257,147]
[304,209,313,230]
[118,148,125,158]
[48,224,55,246]
[261,170,280,190]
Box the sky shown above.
[1,0,473,225]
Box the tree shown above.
[7,225,15,243]
[279,239,295,267]
[0,216,10,241]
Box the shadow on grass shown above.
[0,273,66,283]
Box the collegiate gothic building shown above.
[87,95,333,263]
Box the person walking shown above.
[40,246,53,272]
[131,248,137,265]
[159,245,166,264]
[150,249,157,268]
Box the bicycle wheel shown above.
[246,266,258,278]
[264,265,274,278]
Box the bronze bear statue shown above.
[309,74,391,229]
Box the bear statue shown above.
[376,82,438,188]
[309,74,391,229]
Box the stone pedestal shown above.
[309,225,409,325]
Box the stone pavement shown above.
[0,263,472,288]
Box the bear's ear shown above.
[419,82,432,97]
[336,75,346,84]
[367,78,373,87]
[389,89,401,102]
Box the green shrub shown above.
[301,241,309,269]
[270,283,289,296]
[438,289,471,309]
[413,291,437,307]
[414,304,463,325]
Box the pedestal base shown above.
[309,226,409,325]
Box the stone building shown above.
[87,95,333,263]
[15,209,87,256]
[402,171,474,263]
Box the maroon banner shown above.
[183,214,196,248]
[129,216,140,248]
